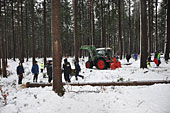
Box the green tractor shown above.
[80,45,113,70]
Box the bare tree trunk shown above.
[11,0,16,61]
[91,0,95,46]
[52,0,63,95]
[128,0,131,54]
[140,0,148,68]
[31,0,35,64]
[73,0,78,62]
[148,0,152,55]
[43,0,47,66]
[21,0,24,62]
[119,0,123,59]
[122,1,125,57]
[100,0,104,47]
[25,1,29,61]
[17,0,22,63]
[2,0,7,77]
[0,0,2,76]
[155,0,158,52]
[164,0,170,61]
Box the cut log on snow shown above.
[25,80,170,88]
[25,82,52,88]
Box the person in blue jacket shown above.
[17,62,24,84]
[31,61,39,82]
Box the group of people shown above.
[16,58,83,84]
[125,52,161,67]
[62,58,84,83]
[126,53,138,63]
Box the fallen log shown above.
[25,80,170,88]
[25,82,52,88]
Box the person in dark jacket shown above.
[47,60,53,83]
[17,62,24,84]
[63,58,71,83]
[31,61,39,82]
[74,60,84,80]
[126,54,131,62]
[147,55,152,67]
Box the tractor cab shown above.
[96,48,112,58]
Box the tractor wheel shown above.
[96,59,107,70]
[86,61,93,68]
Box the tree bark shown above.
[11,0,16,61]
[17,0,22,63]
[31,0,35,65]
[25,1,29,61]
[100,0,104,47]
[119,0,123,59]
[25,80,170,88]
[91,0,95,46]
[164,0,170,61]
[140,0,148,68]
[52,0,63,94]
[43,0,47,66]
[155,0,158,51]
[73,0,78,62]
[1,0,7,77]
[128,0,132,54]
[148,0,152,55]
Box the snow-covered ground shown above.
[0,57,170,113]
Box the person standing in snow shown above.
[157,51,161,66]
[17,63,24,84]
[47,60,53,83]
[133,53,138,61]
[63,58,71,83]
[74,60,84,80]
[40,62,44,73]
[31,61,39,82]
[153,51,161,67]
[126,54,131,62]
[147,55,152,67]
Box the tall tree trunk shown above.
[5,0,7,65]
[122,1,125,57]
[17,0,22,63]
[164,0,170,61]
[25,1,29,61]
[52,0,63,95]
[119,0,123,59]
[155,0,158,51]
[140,0,148,68]
[148,0,152,55]
[128,0,131,54]
[0,0,2,76]
[73,0,78,62]
[43,0,47,66]
[91,0,95,46]
[2,0,7,77]
[100,0,104,47]
[31,0,35,64]
[11,0,16,61]
[21,0,24,62]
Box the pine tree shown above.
[140,0,148,68]
[52,0,63,95]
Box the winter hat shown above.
[64,58,67,63]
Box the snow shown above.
[0,57,170,113]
